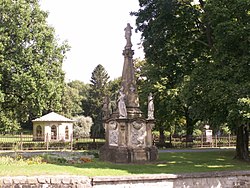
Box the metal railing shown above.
[0,133,105,151]
[154,135,238,148]
[0,133,240,150]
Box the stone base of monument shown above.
[99,117,158,163]
[99,145,158,163]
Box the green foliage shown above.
[187,0,250,128]
[193,129,202,137]
[68,80,90,101]
[238,98,250,120]
[152,130,170,138]
[132,0,205,140]
[62,83,85,117]
[133,0,250,159]
[220,124,231,135]
[107,77,121,113]
[87,64,110,138]
[0,111,20,132]
[0,0,69,131]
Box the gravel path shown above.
[0,147,236,156]
[159,147,235,153]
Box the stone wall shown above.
[1,171,250,188]
[0,175,91,188]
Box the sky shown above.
[39,0,144,83]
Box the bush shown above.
[73,116,93,138]
[193,129,202,137]
[73,142,104,150]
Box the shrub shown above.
[73,116,93,138]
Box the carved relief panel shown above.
[108,121,118,146]
[131,121,146,147]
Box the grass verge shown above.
[0,149,249,177]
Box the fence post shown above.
[215,135,217,148]
[46,133,49,150]
[229,134,231,147]
[20,132,23,151]
[211,136,213,147]
[70,133,73,151]
[201,134,203,147]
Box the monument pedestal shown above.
[99,118,158,163]
[100,145,158,163]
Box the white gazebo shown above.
[32,112,74,142]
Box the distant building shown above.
[32,112,74,142]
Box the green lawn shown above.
[0,149,249,177]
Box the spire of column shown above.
[121,23,141,117]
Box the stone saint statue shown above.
[117,87,127,118]
[124,23,133,48]
[147,93,154,119]
[102,96,111,119]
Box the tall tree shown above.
[0,0,69,131]
[132,0,207,143]
[107,77,121,114]
[61,84,83,118]
[68,80,89,100]
[88,64,110,138]
[62,80,90,117]
[133,0,250,160]
[187,0,250,160]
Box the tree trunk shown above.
[186,118,194,137]
[159,126,165,146]
[184,106,195,143]
[169,133,172,145]
[235,124,249,161]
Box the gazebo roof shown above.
[32,112,74,122]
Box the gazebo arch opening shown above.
[51,125,57,140]
[65,126,69,140]
[36,125,42,140]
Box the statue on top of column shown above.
[124,23,133,49]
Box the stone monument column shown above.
[99,23,158,163]
[122,23,141,118]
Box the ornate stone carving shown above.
[132,121,144,130]
[147,93,154,120]
[108,121,118,146]
[109,121,117,130]
[130,84,136,93]
[131,121,146,146]
[147,122,155,129]
[124,23,133,49]
[102,96,111,120]
[117,87,127,119]
[109,130,118,146]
